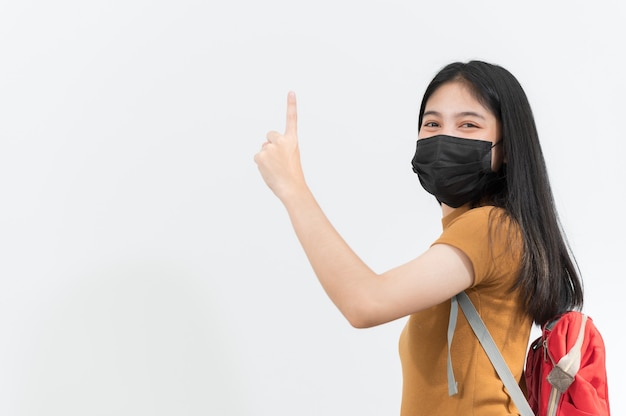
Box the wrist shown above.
[278,180,312,208]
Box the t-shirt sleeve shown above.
[432,207,522,288]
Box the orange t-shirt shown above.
[398,206,532,415]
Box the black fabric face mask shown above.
[411,135,496,208]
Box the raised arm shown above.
[254,92,474,328]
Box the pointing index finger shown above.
[285,91,297,136]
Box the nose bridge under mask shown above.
[414,135,493,168]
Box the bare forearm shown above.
[281,185,377,326]
[255,92,382,327]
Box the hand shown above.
[254,91,307,201]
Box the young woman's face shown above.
[419,81,504,170]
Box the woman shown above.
[254,61,584,415]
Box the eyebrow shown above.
[422,110,486,120]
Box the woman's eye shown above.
[423,121,439,128]
[461,122,478,128]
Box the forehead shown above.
[425,81,493,116]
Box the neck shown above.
[441,203,455,217]
[441,203,474,218]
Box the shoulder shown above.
[436,205,522,287]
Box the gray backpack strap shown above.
[446,295,459,396]
[454,292,535,416]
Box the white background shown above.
[1,1,624,415]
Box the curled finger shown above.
[266,130,280,144]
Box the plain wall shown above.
[1,1,624,414]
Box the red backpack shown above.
[525,311,610,415]
[451,293,610,416]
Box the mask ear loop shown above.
[489,141,507,170]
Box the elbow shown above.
[342,300,382,329]
[348,317,376,329]
[333,275,388,329]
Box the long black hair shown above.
[418,61,584,326]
